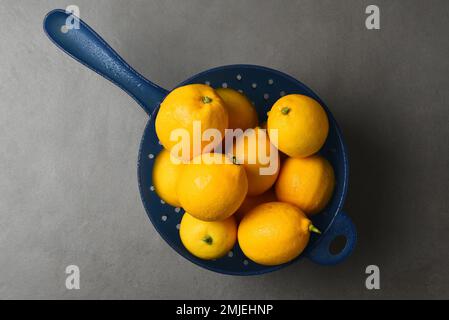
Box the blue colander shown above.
[44,9,356,275]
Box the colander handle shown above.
[306,212,357,265]
[43,9,168,115]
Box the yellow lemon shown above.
[177,153,248,221]
[155,84,228,160]
[152,149,183,207]
[275,155,335,215]
[215,88,258,130]
[238,202,320,266]
[267,94,329,158]
[180,213,237,260]
[230,127,279,196]
[234,189,277,222]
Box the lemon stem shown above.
[202,235,213,245]
[309,224,321,234]
[232,156,239,165]
[202,96,212,104]
[281,107,291,115]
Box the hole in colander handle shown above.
[43,9,168,115]
[306,211,357,265]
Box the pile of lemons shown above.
[152,84,335,266]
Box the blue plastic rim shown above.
[44,9,357,275]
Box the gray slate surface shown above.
[0,0,448,299]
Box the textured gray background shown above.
[0,0,448,299]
